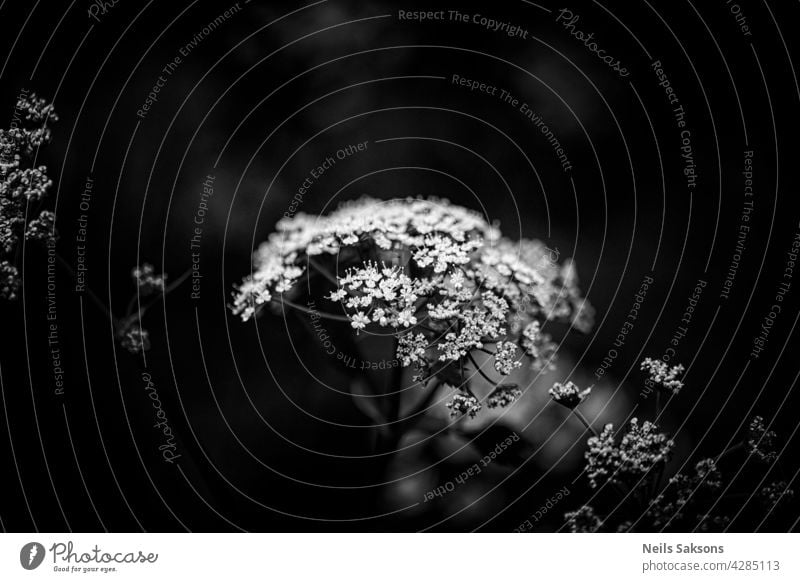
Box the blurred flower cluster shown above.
[232,197,593,416]
[747,415,777,463]
[115,263,176,355]
[1,94,181,360]
[132,263,167,296]
[555,359,791,532]
[1,92,58,299]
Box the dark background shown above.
[1,0,799,531]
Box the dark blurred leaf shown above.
[430,360,464,388]
[350,378,387,427]
[458,423,532,467]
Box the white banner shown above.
[1,533,798,581]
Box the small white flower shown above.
[275,279,292,293]
[329,289,347,301]
[397,309,417,327]
[351,312,369,331]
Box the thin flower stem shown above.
[132,268,192,319]
[163,267,192,295]
[468,352,501,386]
[415,323,439,334]
[715,441,745,463]
[572,408,599,438]
[125,294,137,318]
[385,336,403,424]
[307,257,339,286]
[274,297,352,322]
[457,359,476,399]
[651,464,666,500]
[393,378,442,430]
[54,252,117,325]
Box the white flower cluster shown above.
[642,458,723,531]
[232,197,593,417]
[565,505,603,533]
[396,332,428,367]
[493,341,522,375]
[232,197,497,320]
[641,358,685,393]
[549,380,591,408]
[520,320,558,371]
[328,261,433,332]
[119,326,150,354]
[1,93,58,300]
[445,393,482,418]
[133,263,167,296]
[487,384,523,408]
[585,418,674,489]
[760,481,793,506]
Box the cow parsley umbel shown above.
[563,358,791,532]
[1,92,58,299]
[232,197,593,417]
[132,263,167,296]
[585,418,674,490]
[641,358,685,394]
[747,416,777,463]
[549,380,591,409]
